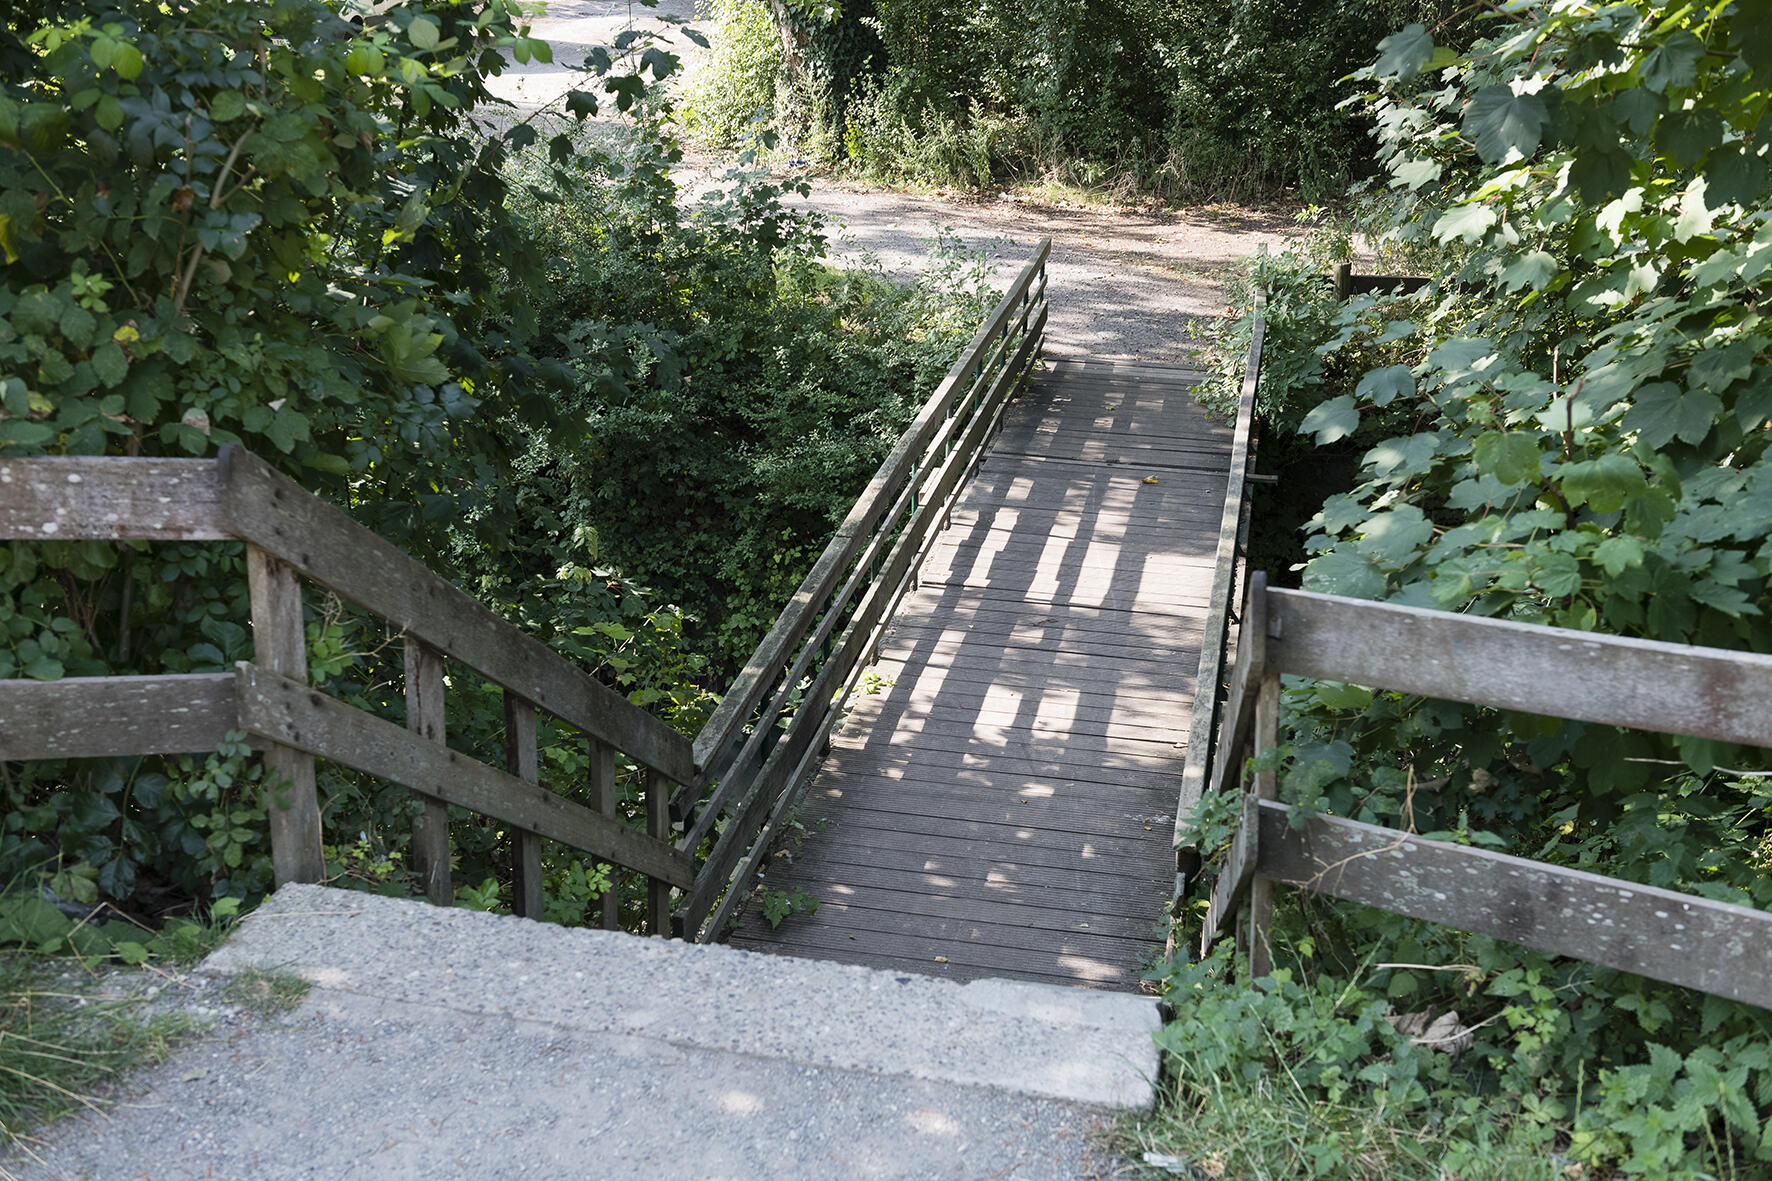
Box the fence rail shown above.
[1197,581,1772,1009]
[0,240,1050,940]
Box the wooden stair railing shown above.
[673,238,1050,940]
[0,240,1050,938]
[0,446,695,927]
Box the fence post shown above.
[590,737,619,929]
[1246,672,1281,977]
[647,766,672,935]
[246,545,324,885]
[505,692,543,919]
[405,637,451,905]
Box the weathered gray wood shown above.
[234,664,694,890]
[589,738,618,930]
[1172,303,1264,864]
[1267,588,1772,748]
[505,692,543,921]
[647,767,672,935]
[1254,799,1772,1009]
[1199,577,1268,807]
[1247,672,1280,978]
[0,674,241,759]
[1205,793,1261,941]
[693,241,1049,778]
[405,637,451,906]
[218,446,694,785]
[0,457,228,540]
[246,545,324,886]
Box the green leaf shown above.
[210,90,247,122]
[1570,149,1633,202]
[1464,86,1547,164]
[1560,453,1648,513]
[1312,682,1373,711]
[1640,31,1704,93]
[1593,535,1646,576]
[1374,23,1434,80]
[1355,365,1414,407]
[1688,342,1755,393]
[1473,432,1541,485]
[1499,250,1559,292]
[91,341,128,388]
[1433,203,1498,244]
[1527,547,1581,597]
[95,94,125,132]
[1304,546,1386,599]
[1357,505,1433,566]
[407,16,441,50]
[1622,383,1722,448]
[1300,395,1359,444]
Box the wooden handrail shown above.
[676,238,1051,939]
[1200,578,1772,1007]
[1170,291,1265,904]
[0,448,694,927]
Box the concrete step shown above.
[13,883,1160,1180]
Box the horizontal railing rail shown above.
[0,239,1051,940]
[674,238,1051,939]
[1199,580,1772,1009]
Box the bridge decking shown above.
[727,357,1232,989]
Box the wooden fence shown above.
[0,240,1049,940]
[1174,267,1772,1008]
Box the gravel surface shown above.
[5,887,1145,1180]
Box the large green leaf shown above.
[1622,383,1722,448]
[1300,395,1359,444]
[1374,24,1434,81]
[1473,431,1542,485]
[1463,85,1548,164]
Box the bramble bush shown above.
[1159,2,1772,1176]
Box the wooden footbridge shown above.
[7,245,1772,1012]
[728,357,1227,986]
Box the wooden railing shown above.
[0,447,696,929]
[0,239,1049,939]
[1201,579,1772,1007]
[672,237,1050,939]
[1170,292,1263,911]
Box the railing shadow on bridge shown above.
[0,239,1051,943]
[1172,272,1772,1011]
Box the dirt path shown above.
[492,3,1298,366]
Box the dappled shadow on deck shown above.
[725,358,1232,989]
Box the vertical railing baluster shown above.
[647,767,672,935]
[405,637,451,905]
[589,737,618,929]
[505,692,542,919]
[246,545,323,885]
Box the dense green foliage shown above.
[688,0,1467,198]
[1166,2,1772,1175]
[1,1,988,927]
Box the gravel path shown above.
[484,0,1298,365]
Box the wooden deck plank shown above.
[727,359,1225,989]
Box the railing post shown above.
[647,767,672,935]
[589,737,619,929]
[405,637,451,905]
[505,692,543,919]
[246,545,324,885]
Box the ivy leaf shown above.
[1622,383,1722,448]
[1374,24,1434,81]
[1472,431,1541,485]
[1300,395,1359,444]
[1355,365,1414,406]
[1464,86,1547,164]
